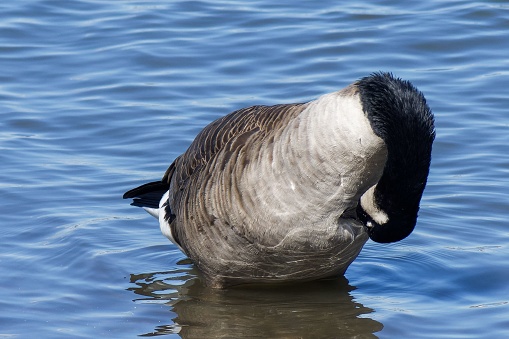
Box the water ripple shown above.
[1,0,509,338]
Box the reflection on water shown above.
[129,260,383,338]
[3,0,509,337]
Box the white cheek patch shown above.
[360,185,389,225]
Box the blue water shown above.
[1,1,508,337]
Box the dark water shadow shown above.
[128,260,383,338]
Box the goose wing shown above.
[162,103,308,187]
[123,103,308,210]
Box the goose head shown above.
[356,73,435,243]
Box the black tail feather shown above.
[123,181,169,209]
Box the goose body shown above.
[124,73,435,288]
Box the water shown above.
[1,0,508,337]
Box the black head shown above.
[357,72,435,243]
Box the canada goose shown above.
[124,72,435,288]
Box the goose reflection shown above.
[128,260,383,338]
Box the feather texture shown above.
[124,73,435,288]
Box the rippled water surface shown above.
[1,1,508,338]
